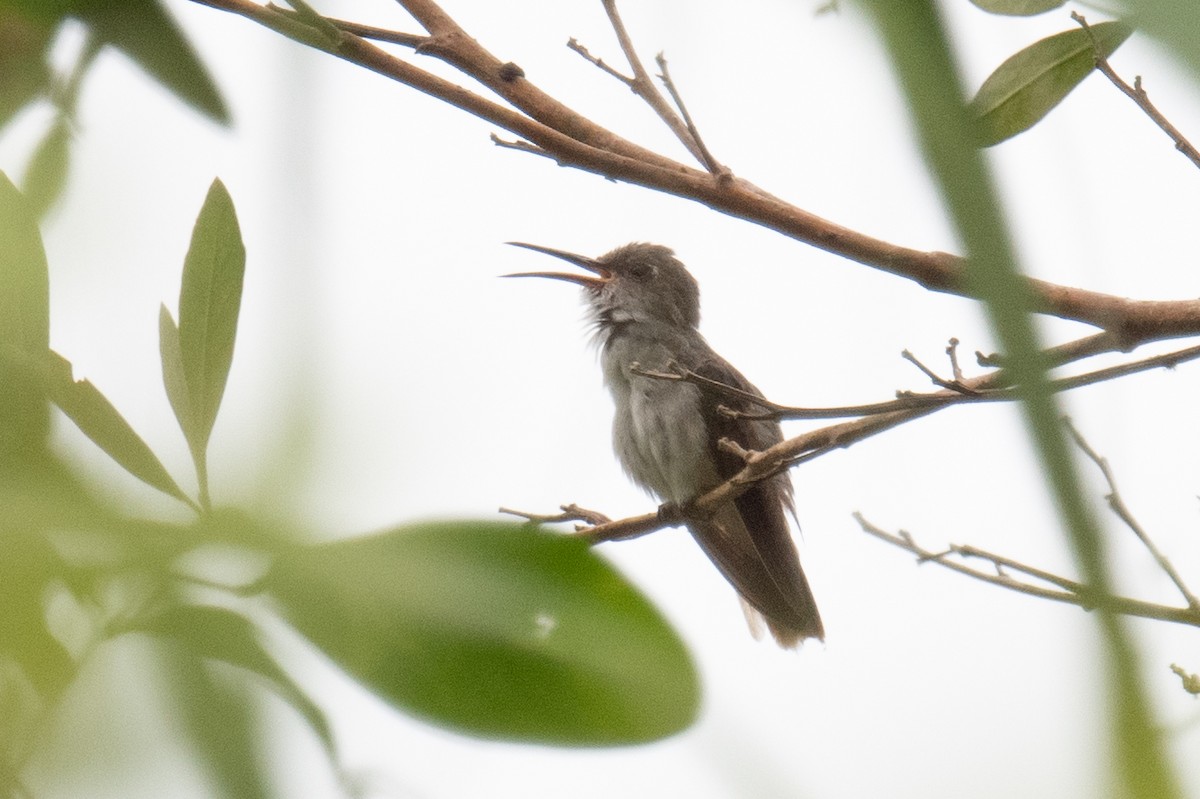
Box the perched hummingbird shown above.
[506,242,823,647]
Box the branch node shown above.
[1170,663,1200,695]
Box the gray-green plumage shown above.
[507,242,823,647]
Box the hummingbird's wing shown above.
[688,355,824,646]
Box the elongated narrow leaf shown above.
[971,22,1133,146]
[856,2,1180,797]
[73,0,229,124]
[969,0,1064,15]
[36,350,191,504]
[0,171,51,457]
[134,604,336,764]
[157,642,270,799]
[175,178,245,461]
[267,521,699,746]
[159,304,193,447]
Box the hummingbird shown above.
[506,241,823,647]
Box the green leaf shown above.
[0,171,51,459]
[969,0,1064,15]
[267,521,699,746]
[0,534,74,703]
[21,115,71,218]
[0,8,54,130]
[36,350,192,506]
[971,22,1134,146]
[156,641,271,799]
[158,304,192,449]
[174,178,246,496]
[1117,0,1200,81]
[133,604,336,765]
[71,0,230,125]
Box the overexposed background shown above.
[5,0,1200,796]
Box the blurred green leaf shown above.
[0,534,74,703]
[171,178,246,503]
[971,22,1133,146]
[0,1,73,24]
[21,116,71,218]
[856,2,1180,797]
[0,171,49,358]
[0,171,51,460]
[71,0,230,125]
[0,8,53,130]
[157,641,270,799]
[268,521,699,746]
[35,350,193,506]
[158,304,192,448]
[1117,0,1200,79]
[133,604,336,764]
[969,0,1064,15]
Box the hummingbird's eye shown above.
[627,261,654,280]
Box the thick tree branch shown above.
[188,0,1200,341]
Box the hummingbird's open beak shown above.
[503,242,611,290]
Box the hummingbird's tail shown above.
[689,495,824,648]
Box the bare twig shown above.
[634,337,1200,422]
[946,337,966,383]
[596,0,709,166]
[654,53,728,178]
[567,37,633,85]
[901,348,979,395]
[499,503,613,527]
[489,133,553,159]
[1065,419,1200,610]
[855,513,1200,627]
[1170,663,1200,695]
[271,5,426,47]
[1074,12,1200,171]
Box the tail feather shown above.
[689,500,823,647]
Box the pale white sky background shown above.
[6,0,1200,797]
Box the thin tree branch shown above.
[854,513,1200,627]
[1170,663,1200,695]
[1074,12,1200,172]
[901,347,980,394]
[188,0,1200,341]
[596,0,709,167]
[567,37,634,85]
[522,333,1200,545]
[499,503,612,527]
[633,337,1200,422]
[489,133,552,159]
[1065,419,1200,611]
[654,53,727,178]
[272,6,427,47]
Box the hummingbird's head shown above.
[505,241,701,330]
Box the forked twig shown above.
[1065,418,1200,610]
[654,53,727,178]
[855,513,1200,627]
[1074,12,1200,171]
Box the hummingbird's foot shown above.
[656,501,687,527]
